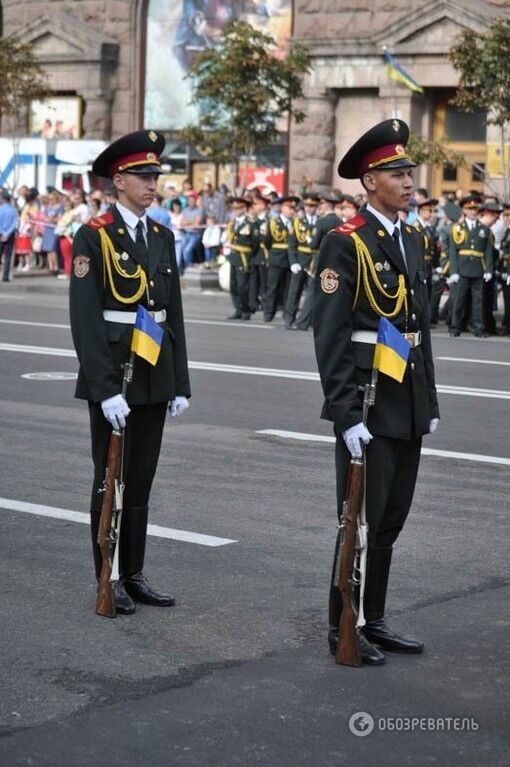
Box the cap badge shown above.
[148,131,158,142]
[392,119,400,132]
[74,255,90,278]
[396,145,406,156]
[146,152,157,162]
[320,267,340,294]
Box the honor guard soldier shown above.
[225,196,256,320]
[263,195,299,322]
[499,202,510,335]
[70,130,191,615]
[249,194,270,314]
[284,193,320,329]
[313,119,439,664]
[412,198,440,295]
[478,199,502,335]
[449,194,494,337]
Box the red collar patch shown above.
[86,211,114,230]
[334,213,366,235]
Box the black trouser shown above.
[0,234,15,281]
[88,402,167,579]
[328,431,422,628]
[502,282,510,332]
[429,276,446,323]
[284,269,309,323]
[264,266,289,320]
[296,276,315,330]
[451,275,483,333]
[483,276,497,333]
[229,264,250,315]
[248,264,267,313]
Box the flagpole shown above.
[383,46,397,119]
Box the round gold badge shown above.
[320,268,340,294]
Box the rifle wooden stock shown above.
[95,431,123,618]
[336,458,364,667]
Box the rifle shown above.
[95,353,134,618]
[336,369,377,666]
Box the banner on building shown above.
[486,144,510,178]
[29,98,82,140]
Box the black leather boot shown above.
[363,547,424,654]
[121,506,175,607]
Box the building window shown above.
[443,164,458,182]
[444,104,487,143]
[472,162,485,182]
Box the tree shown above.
[180,20,310,189]
[448,18,510,196]
[407,134,466,169]
[0,35,48,132]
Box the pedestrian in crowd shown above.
[313,119,439,665]
[339,193,361,223]
[225,196,256,320]
[477,200,502,335]
[498,202,510,336]
[449,193,493,337]
[412,198,440,295]
[15,189,36,272]
[42,190,64,275]
[284,193,320,330]
[248,193,270,314]
[147,194,172,229]
[72,188,91,225]
[201,214,222,264]
[69,130,191,615]
[263,195,299,322]
[0,190,19,282]
[180,191,204,271]
[168,198,185,274]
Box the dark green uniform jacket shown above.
[288,216,317,270]
[263,215,292,267]
[313,208,439,441]
[70,206,190,405]
[226,216,257,271]
[449,220,494,277]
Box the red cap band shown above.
[360,143,409,174]
[109,151,161,175]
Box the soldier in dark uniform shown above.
[499,202,510,335]
[313,119,440,665]
[225,196,256,320]
[478,200,502,335]
[248,194,270,314]
[263,195,299,322]
[284,193,320,329]
[412,198,440,296]
[69,130,191,615]
[449,194,494,337]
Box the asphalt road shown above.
[0,277,509,767]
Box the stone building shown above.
[2,0,510,195]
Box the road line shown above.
[2,341,510,400]
[256,429,510,466]
[0,317,274,331]
[0,318,70,329]
[0,498,236,547]
[437,356,510,367]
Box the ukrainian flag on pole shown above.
[373,317,410,383]
[131,305,163,366]
[383,49,424,94]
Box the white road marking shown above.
[2,341,510,400]
[0,498,236,547]
[437,356,510,367]
[0,318,70,329]
[256,429,510,466]
[0,317,274,331]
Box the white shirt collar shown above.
[366,203,401,236]
[115,201,148,232]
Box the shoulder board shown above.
[86,212,114,230]
[334,213,366,235]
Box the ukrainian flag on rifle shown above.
[373,317,410,383]
[383,50,424,94]
[131,305,163,366]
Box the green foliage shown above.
[407,133,466,168]
[0,35,48,122]
[180,20,310,165]
[448,18,510,127]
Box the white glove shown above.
[290,263,302,274]
[483,272,492,282]
[342,422,373,458]
[429,418,439,434]
[101,394,130,430]
[435,266,443,274]
[506,274,510,287]
[169,396,189,417]
[447,273,459,285]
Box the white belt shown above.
[351,329,421,348]
[103,309,167,324]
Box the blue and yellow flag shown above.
[131,305,163,366]
[373,317,409,383]
[383,50,424,94]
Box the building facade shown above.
[2,0,510,195]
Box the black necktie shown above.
[393,227,407,271]
[135,220,148,266]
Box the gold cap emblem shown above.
[148,130,158,142]
[392,119,400,132]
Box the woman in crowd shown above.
[42,190,64,275]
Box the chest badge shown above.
[320,268,340,294]
[121,252,129,261]
[383,261,391,271]
[375,261,383,272]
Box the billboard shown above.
[144,0,292,131]
[29,97,82,139]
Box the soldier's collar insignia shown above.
[320,267,340,294]
[377,229,386,238]
[153,225,159,232]
[405,226,411,233]
[118,228,125,235]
